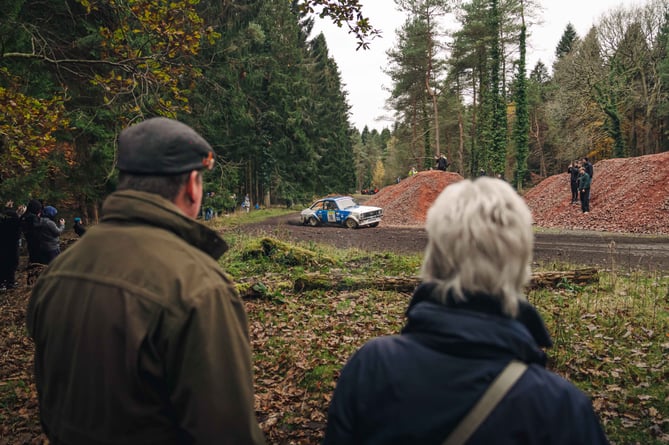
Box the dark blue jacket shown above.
[324,284,608,445]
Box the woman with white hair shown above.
[323,177,608,445]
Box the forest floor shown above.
[2,152,669,443]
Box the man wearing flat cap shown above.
[27,117,266,445]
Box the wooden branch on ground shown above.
[527,268,599,289]
[239,268,599,299]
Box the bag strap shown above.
[442,360,528,445]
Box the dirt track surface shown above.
[238,213,669,272]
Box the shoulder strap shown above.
[442,360,528,445]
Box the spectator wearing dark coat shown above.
[73,217,86,237]
[578,167,592,213]
[0,201,21,290]
[39,206,65,263]
[323,177,608,445]
[568,160,580,204]
[435,154,449,171]
[20,199,44,264]
[582,157,593,180]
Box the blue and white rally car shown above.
[300,196,383,229]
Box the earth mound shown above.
[366,171,464,227]
[524,152,669,234]
[366,152,669,235]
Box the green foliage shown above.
[222,234,669,444]
[555,23,579,59]
[513,23,529,190]
[530,269,668,444]
[486,0,507,177]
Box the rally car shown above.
[300,196,383,229]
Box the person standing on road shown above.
[323,177,608,445]
[578,166,591,213]
[27,117,266,445]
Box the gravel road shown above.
[238,213,669,272]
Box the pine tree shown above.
[555,23,578,60]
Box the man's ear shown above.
[185,170,201,203]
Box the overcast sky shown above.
[311,0,642,131]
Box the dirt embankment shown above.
[366,152,669,235]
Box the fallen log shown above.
[293,274,418,293]
[291,268,599,293]
[239,268,599,299]
[527,268,599,289]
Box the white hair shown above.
[420,177,533,317]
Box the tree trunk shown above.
[238,268,600,298]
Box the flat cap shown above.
[117,117,214,175]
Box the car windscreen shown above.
[337,198,357,209]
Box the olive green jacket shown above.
[27,190,265,445]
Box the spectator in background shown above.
[242,194,251,213]
[582,157,593,180]
[39,205,65,264]
[0,201,21,290]
[578,166,591,214]
[20,199,44,264]
[27,117,265,445]
[582,157,594,199]
[435,154,449,171]
[324,177,608,445]
[204,192,215,220]
[568,160,580,204]
[73,217,86,237]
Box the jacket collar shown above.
[403,282,552,365]
[101,190,228,260]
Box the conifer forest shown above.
[2,0,669,215]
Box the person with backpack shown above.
[323,177,608,445]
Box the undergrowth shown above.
[1,233,666,444]
[223,235,669,445]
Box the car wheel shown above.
[308,216,319,227]
[345,218,358,229]
[369,222,379,227]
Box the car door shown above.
[324,200,338,223]
[311,201,327,223]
